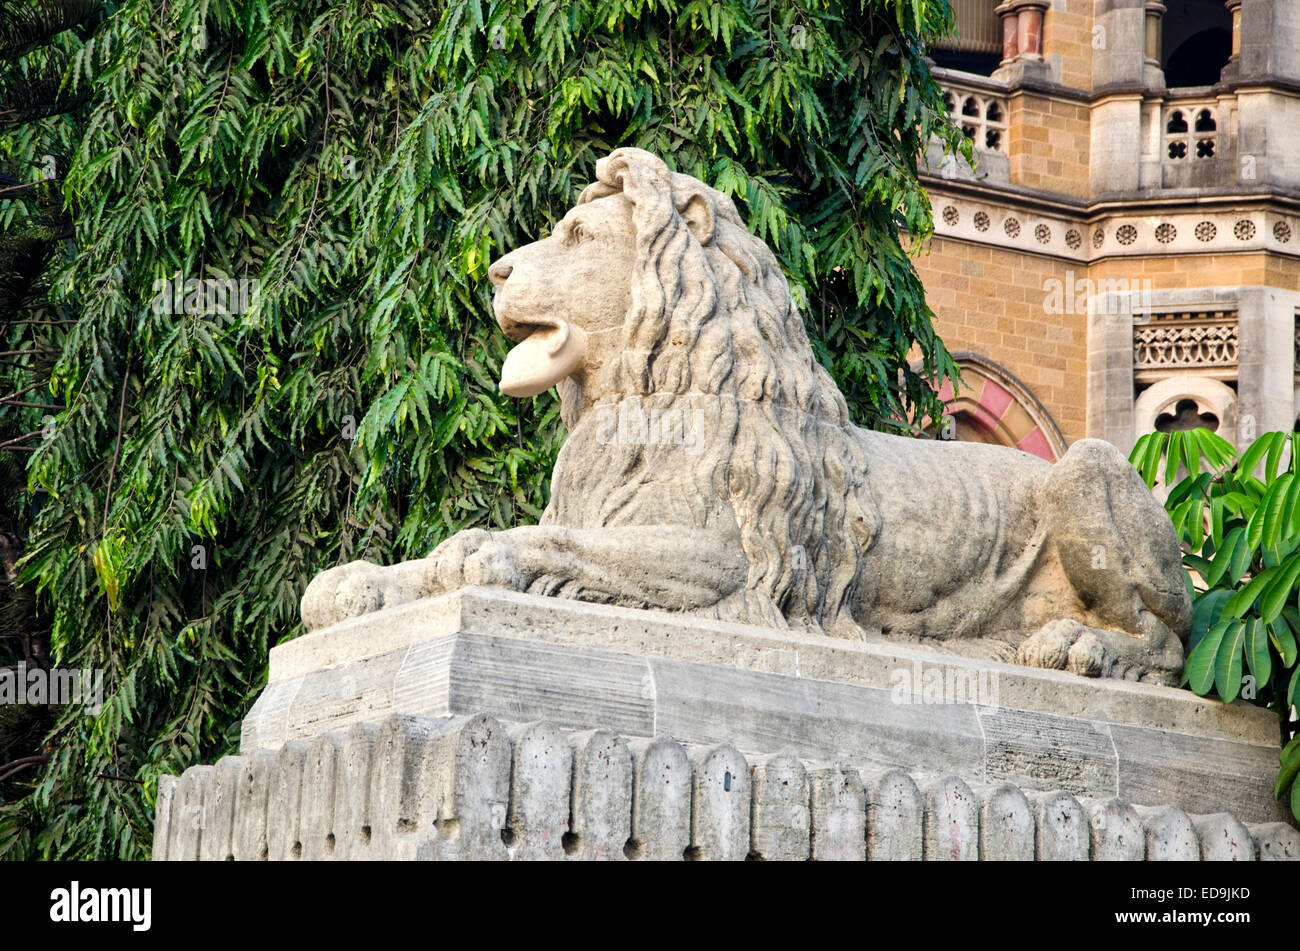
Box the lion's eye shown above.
[563,222,590,246]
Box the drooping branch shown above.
[0,0,101,61]
[0,75,91,129]
[0,754,49,784]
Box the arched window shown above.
[919,352,1068,461]
[1135,376,1238,445]
[1162,0,1232,87]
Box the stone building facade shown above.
[915,0,1300,459]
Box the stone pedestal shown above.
[243,586,1289,825]
[155,587,1300,860]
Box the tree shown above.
[0,0,103,828]
[0,0,962,858]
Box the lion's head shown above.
[487,148,879,636]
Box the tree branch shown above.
[0,754,49,785]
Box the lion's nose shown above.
[488,259,513,287]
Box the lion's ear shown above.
[676,191,715,245]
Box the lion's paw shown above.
[1015,619,1083,672]
[429,528,522,594]
[301,560,384,631]
[1017,619,1145,681]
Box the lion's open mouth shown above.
[496,310,588,398]
[495,298,563,344]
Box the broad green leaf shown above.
[1189,587,1232,651]
[1258,471,1294,551]
[1164,429,1185,486]
[1239,431,1278,480]
[1202,527,1242,587]
[1214,619,1246,702]
[1266,431,1288,480]
[1267,614,1297,668]
[1278,735,1300,802]
[1258,554,1300,624]
[1222,566,1277,620]
[1228,529,1254,585]
[1244,616,1272,684]
[1186,618,1231,695]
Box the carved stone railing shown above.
[1133,309,1238,381]
[941,79,1009,154]
[153,712,1300,861]
[1163,100,1220,162]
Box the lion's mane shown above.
[542,148,880,636]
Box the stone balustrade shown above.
[153,712,1300,862]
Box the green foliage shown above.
[0,0,963,857]
[0,0,101,61]
[1130,429,1300,822]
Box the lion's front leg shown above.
[300,552,446,632]
[301,524,750,631]
[300,529,528,631]
[483,524,751,614]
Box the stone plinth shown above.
[243,586,1290,825]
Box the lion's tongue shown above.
[499,322,587,398]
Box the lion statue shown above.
[302,148,1191,685]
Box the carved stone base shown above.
[242,586,1290,826]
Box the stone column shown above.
[1219,0,1242,82]
[992,0,1053,84]
[1143,1,1166,88]
[1226,0,1242,60]
[1236,287,1300,446]
[996,0,1019,64]
[1086,301,1136,453]
[1015,0,1048,60]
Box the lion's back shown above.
[852,429,1053,615]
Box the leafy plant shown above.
[1130,429,1300,822]
[0,0,966,857]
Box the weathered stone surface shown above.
[152,775,177,862]
[243,587,1288,824]
[171,765,211,862]
[158,713,1296,862]
[199,756,243,862]
[368,715,437,856]
[628,736,691,861]
[809,765,866,861]
[505,721,572,860]
[232,749,277,862]
[299,148,1190,687]
[332,723,380,860]
[436,633,653,738]
[979,705,1115,796]
[300,734,339,860]
[266,739,309,861]
[1254,822,1300,860]
[1034,791,1090,861]
[1088,798,1146,861]
[980,783,1035,860]
[689,744,750,861]
[1138,805,1201,861]
[425,714,511,860]
[751,754,812,861]
[866,769,925,860]
[1193,813,1256,861]
[924,776,979,861]
[568,730,633,861]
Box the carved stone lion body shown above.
[303,148,1191,684]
